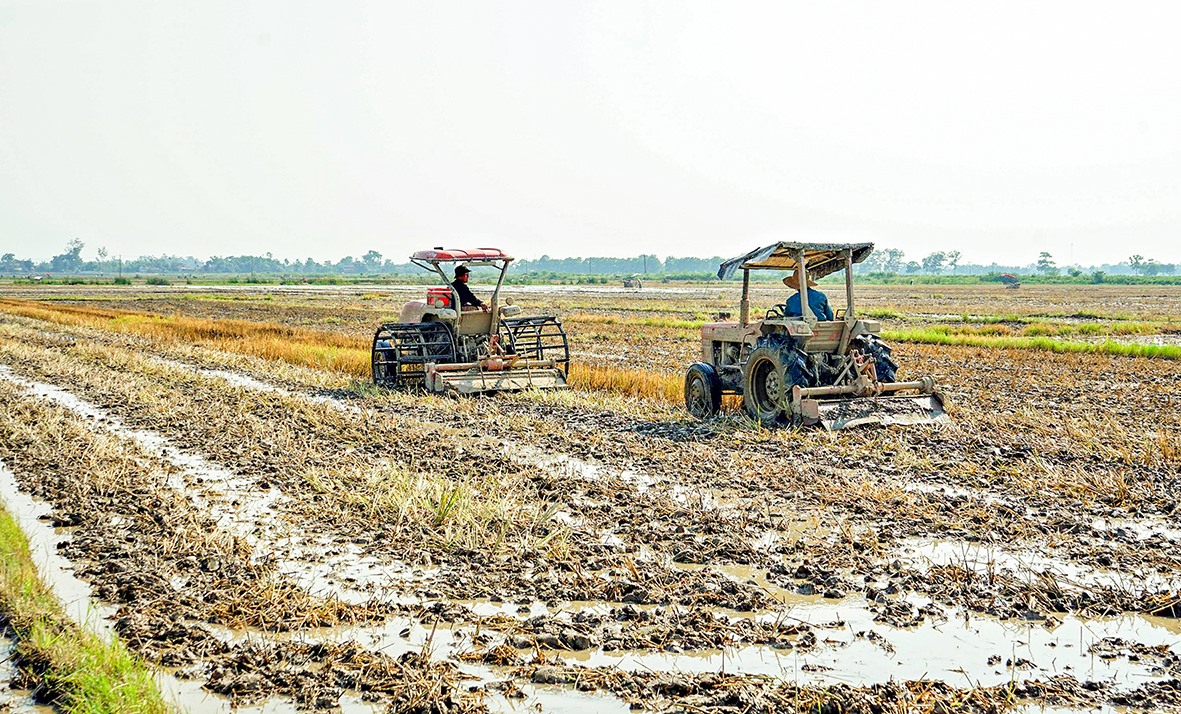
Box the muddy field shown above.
[0,283,1179,713]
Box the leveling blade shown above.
[808,393,948,430]
[426,361,568,394]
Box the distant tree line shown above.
[1,240,1176,280]
[855,248,1176,278]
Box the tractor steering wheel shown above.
[765,304,788,319]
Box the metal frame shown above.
[410,255,512,336]
[734,242,869,326]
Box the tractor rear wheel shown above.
[853,335,899,383]
[684,362,722,419]
[743,346,787,426]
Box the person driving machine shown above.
[451,265,488,311]
[783,268,833,321]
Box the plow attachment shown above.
[792,377,948,430]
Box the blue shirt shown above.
[785,288,834,321]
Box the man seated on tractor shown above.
[783,268,834,321]
[452,265,488,311]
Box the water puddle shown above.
[148,357,361,413]
[659,561,1181,689]
[189,614,622,713]
[896,538,1181,593]
[903,480,1020,509]
[487,686,633,714]
[504,442,754,527]
[1092,516,1181,544]
[621,602,1170,689]
[153,677,383,714]
[675,562,825,606]
[332,590,1178,691]
[502,443,651,491]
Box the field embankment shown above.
[0,489,170,713]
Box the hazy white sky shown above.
[2,1,1179,265]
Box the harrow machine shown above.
[372,248,570,394]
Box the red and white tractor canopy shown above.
[410,248,512,263]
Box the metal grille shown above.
[499,316,570,376]
[371,321,456,388]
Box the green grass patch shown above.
[884,328,1181,360]
[0,502,170,713]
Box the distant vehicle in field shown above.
[1000,273,1021,289]
[684,241,948,430]
[372,248,570,394]
[623,277,643,289]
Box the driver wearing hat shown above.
[783,268,834,321]
[451,265,488,311]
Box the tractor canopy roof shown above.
[717,241,874,280]
[410,248,512,263]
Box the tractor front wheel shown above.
[684,362,722,419]
[743,347,787,426]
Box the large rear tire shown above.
[743,346,787,426]
[684,363,722,419]
[853,335,899,383]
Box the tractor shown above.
[372,248,570,393]
[684,242,947,429]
